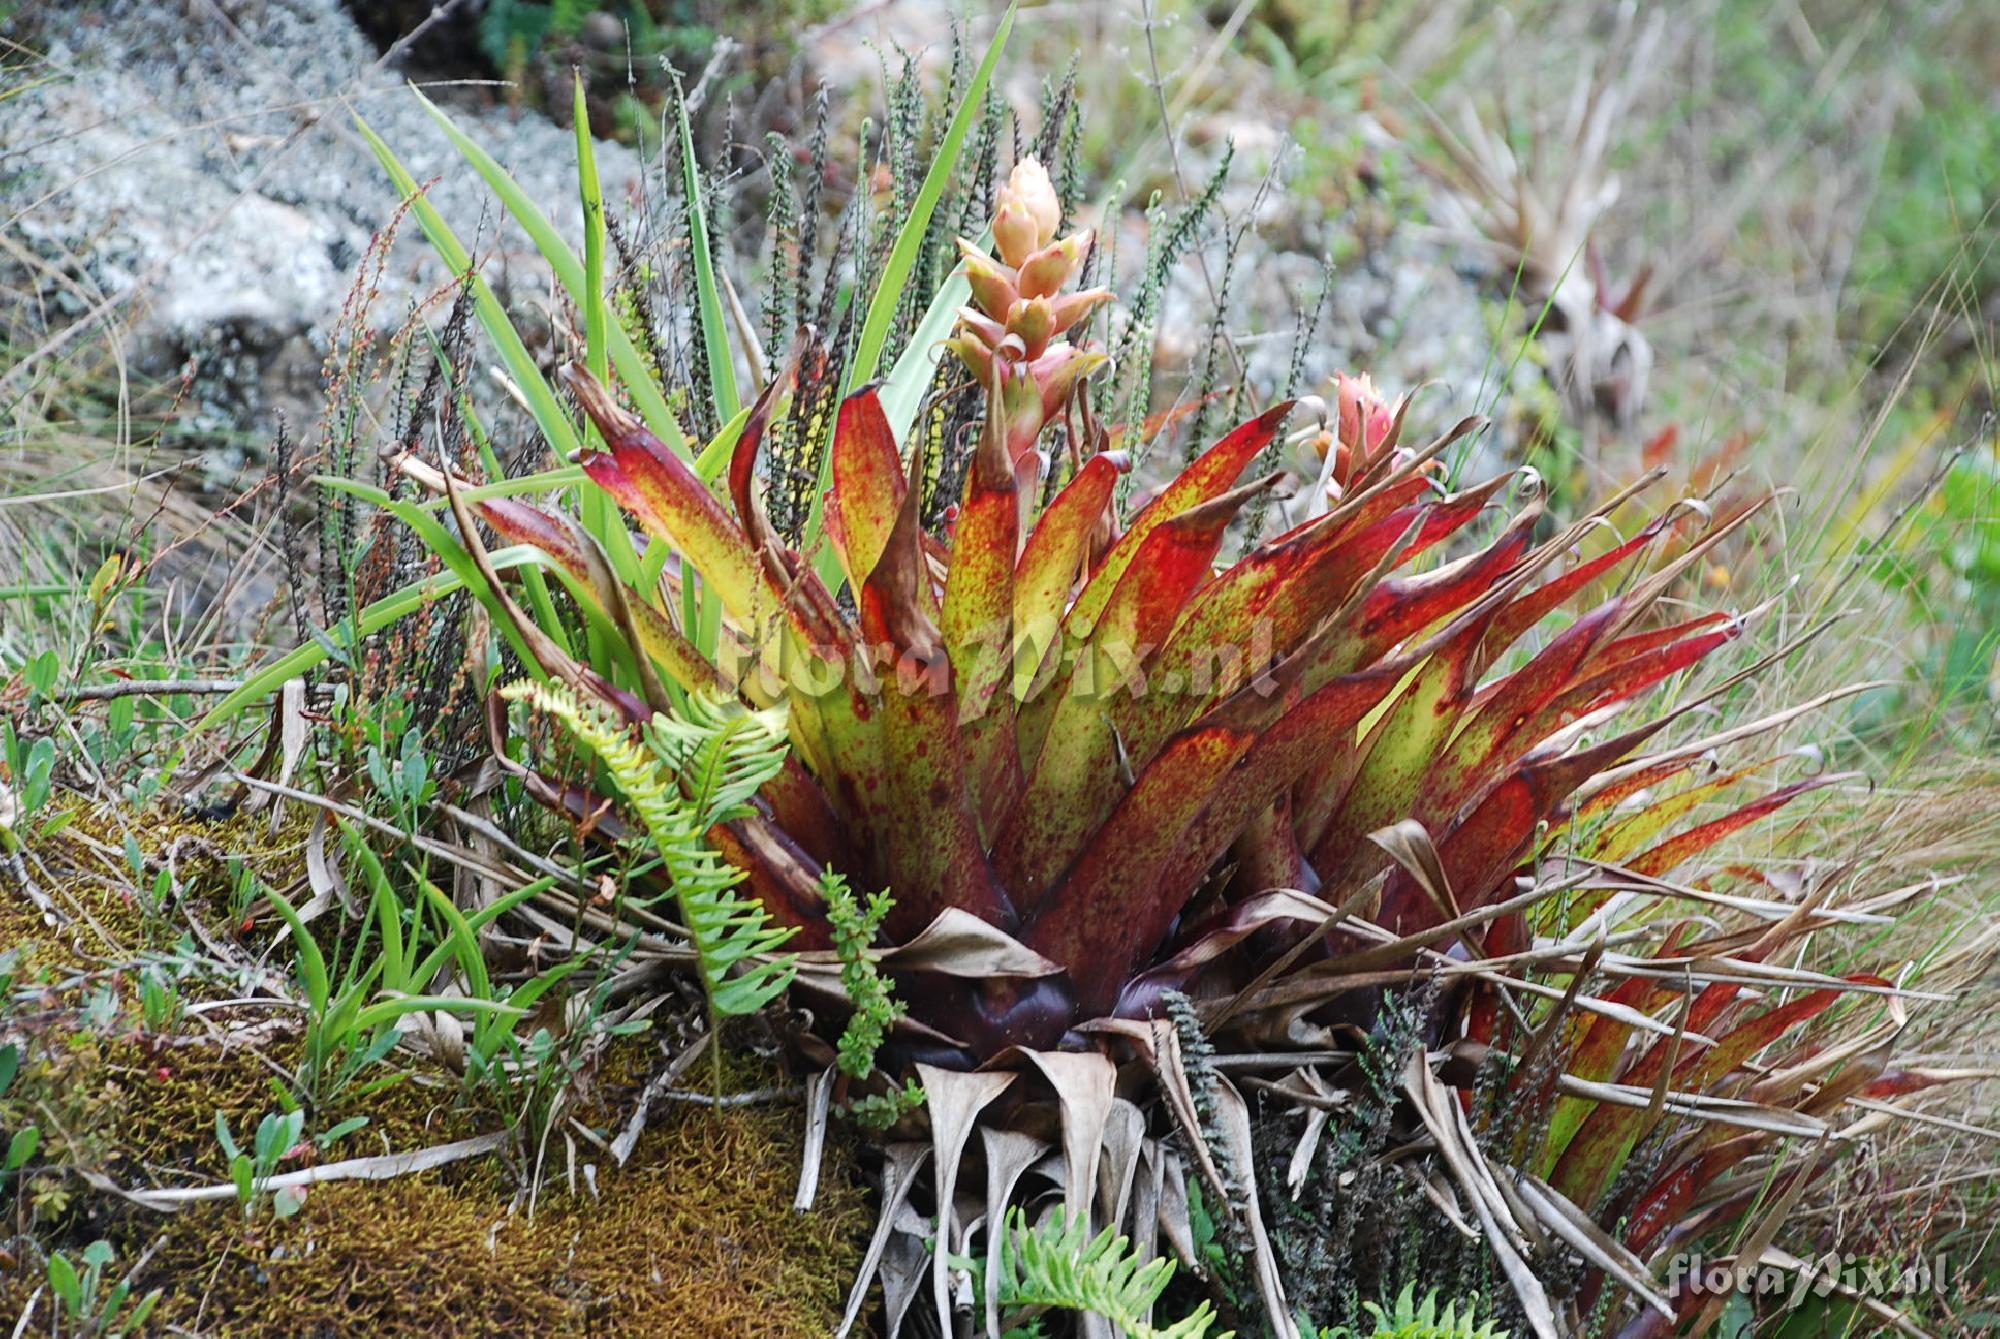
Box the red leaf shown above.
[475,495,726,697]
[829,386,909,590]
[1486,512,1673,652]
[1125,475,1512,770]
[1011,451,1126,700]
[859,472,1014,938]
[567,366,770,630]
[1550,982,1870,1209]
[941,387,1023,834]
[1066,401,1292,638]
[1025,662,1403,1013]
[1000,477,1275,907]
[1424,602,1623,823]
[1624,774,1841,879]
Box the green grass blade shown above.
[261,887,329,1014]
[417,876,493,1001]
[344,826,408,992]
[846,6,1014,392]
[405,465,590,509]
[406,873,562,990]
[575,73,611,391]
[675,88,739,423]
[574,72,632,675]
[379,98,651,618]
[408,91,691,459]
[354,114,584,467]
[878,224,992,441]
[352,995,525,1035]
[805,4,1015,576]
[176,545,548,760]
[316,478,555,671]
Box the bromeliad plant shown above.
[450,251,1830,1066]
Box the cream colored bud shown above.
[958,241,1020,318]
[1003,158,1061,250]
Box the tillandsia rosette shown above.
[378,144,1963,1339]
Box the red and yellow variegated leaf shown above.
[829,386,909,591]
[941,389,1023,834]
[1570,620,1741,715]
[1595,610,1737,665]
[1617,1038,1895,1253]
[1309,608,1497,892]
[1000,478,1271,905]
[1861,1067,1972,1099]
[1026,661,1405,1014]
[1011,451,1126,699]
[1484,511,1674,652]
[1065,402,1292,639]
[859,477,1015,938]
[1482,618,1743,783]
[727,332,821,542]
[475,495,727,698]
[1574,754,1704,825]
[1122,475,1513,770]
[1226,792,1314,902]
[1550,981,1874,1209]
[760,755,849,874]
[1538,973,1681,1174]
[568,367,769,628]
[1377,717,1672,936]
[1019,709,1267,1014]
[1622,774,1843,879]
[1298,554,1547,854]
[1425,603,1624,823]
[1349,502,1542,662]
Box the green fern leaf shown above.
[1322,1284,1508,1339]
[995,1208,1228,1339]
[501,682,798,1020]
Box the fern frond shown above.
[996,1208,1228,1339]
[500,682,798,1020]
[1322,1284,1509,1339]
[644,694,793,831]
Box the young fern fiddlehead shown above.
[501,682,798,1091]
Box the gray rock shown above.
[2,0,647,455]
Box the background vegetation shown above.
[2,0,1995,1334]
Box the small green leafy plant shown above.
[0,715,56,849]
[44,1239,163,1337]
[214,1108,306,1219]
[1,1033,41,1193]
[823,871,924,1129]
[258,853,543,1107]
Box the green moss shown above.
[3,800,870,1335]
[129,1093,865,1337]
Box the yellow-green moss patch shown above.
[135,1094,867,1337]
